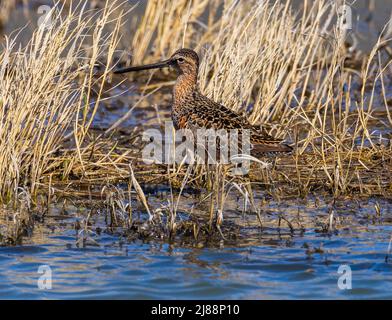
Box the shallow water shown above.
[1,197,392,299]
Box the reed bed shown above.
[0,0,126,204]
[1,0,392,244]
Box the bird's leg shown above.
[216,165,227,227]
[244,179,263,229]
[207,165,215,233]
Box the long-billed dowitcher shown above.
[114,48,292,154]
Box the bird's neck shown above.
[173,73,198,106]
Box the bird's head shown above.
[114,48,199,77]
[169,48,199,75]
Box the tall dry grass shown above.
[0,1,126,204]
[130,0,214,65]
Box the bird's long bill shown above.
[114,59,171,74]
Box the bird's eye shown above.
[177,57,185,63]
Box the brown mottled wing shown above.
[178,93,292,153]
[182,94,282,144]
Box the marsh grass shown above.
[0,1,127,204]
[1,0,392,244]
[130,0,213,65]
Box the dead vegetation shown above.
[1,0,392,245]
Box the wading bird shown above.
[114,48,292,154]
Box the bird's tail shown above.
[251,143,293,156]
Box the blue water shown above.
[1,209,391,299]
